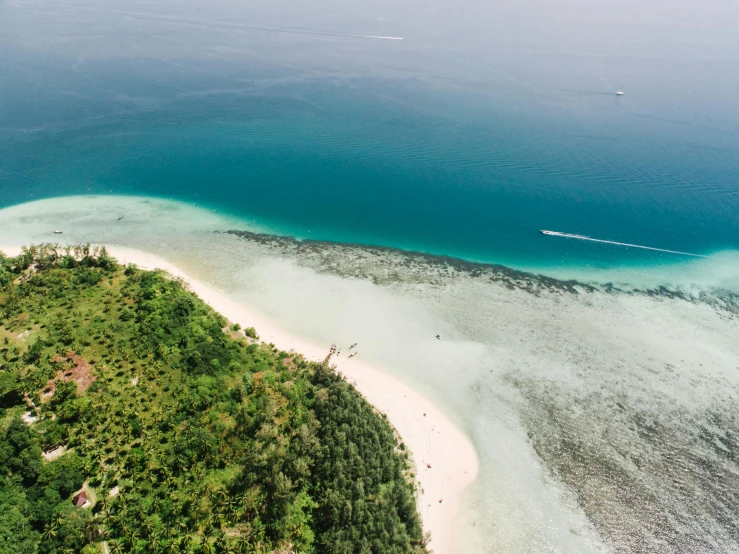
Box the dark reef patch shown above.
[508,372,739,553]
[222,230,739,316]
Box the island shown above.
[0,244,430,554]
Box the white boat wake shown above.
[540,230,707,258]
[128,14,404,40]
[352,34,404,40]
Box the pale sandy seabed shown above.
[2,196,739,554]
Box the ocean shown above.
[2,0,739,551]
[2,0,738,272]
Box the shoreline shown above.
[1,244,479,553]
[2,195,737,295]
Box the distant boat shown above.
[117,215,124,221]
[53,230,63,234]
[616,91,624,96]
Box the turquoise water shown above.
[1,0,739,270]
[3,3,739,551]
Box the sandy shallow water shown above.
[2,195,739,553]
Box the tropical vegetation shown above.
[0,244,426,553]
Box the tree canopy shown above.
[0,244,426,554]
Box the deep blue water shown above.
[1,0,738,269]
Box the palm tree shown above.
[127,529,140,549]
[215,533,230,552]
[41,523,59,541]
[202,516,214,535]
[143,520,154,537]
[149,534,162,553]
[224,498,236,518]
[106,512,119,529]
[235,537,252,554]
[98,496,110,514]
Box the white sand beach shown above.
[0,243,478,554]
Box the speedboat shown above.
[53,230,63,234]
[616,91,624,96]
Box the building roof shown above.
[73,491,88,507]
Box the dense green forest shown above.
[0,245,426,554]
